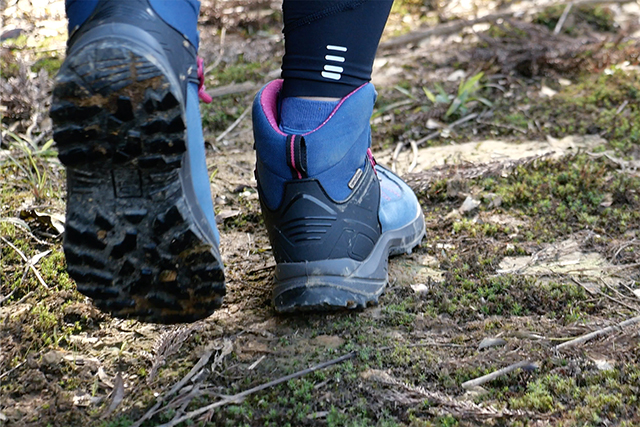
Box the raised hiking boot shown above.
[252,80,426,313]
[51,0,224,323]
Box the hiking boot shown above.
[252,80,425,313]
[51,0,224,323]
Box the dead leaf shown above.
[19,209,65,235]
[459,195,481,213]
[600,193,613,207]
[97,367,114,389]
[28,250,51,267]
[426,118,444,129]
[73,392,93,407]
[101,372,124,419]
[446,69,466,81]
[215,210,242,223]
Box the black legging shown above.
[281,0,394,98]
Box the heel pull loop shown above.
[197,57,212,103]
[286,135,307,179]
[367,148,378,175]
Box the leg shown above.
[252,0,426,312]
[53,0,224,323]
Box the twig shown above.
[0,361,25,381]
[205,27,226,72]
[0,236,49,289]
[216,106,251,142]
[555,315,640,350]
[248,355,266,371]
[391,141,404,173]
[461,360,537,389]
[599,277,639,308]
[407,140,419,173]
[553,2,573,35]
[611,238,638,262]
[156,352,356,427]
[615,100,629,116]
[0,289,15,305]
[417,113,478,147]
[14,290,33,305]
[133,344,221,427]
[598,290,640,312]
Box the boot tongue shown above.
[279,97,339,134]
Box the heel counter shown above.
[259,162,381,264]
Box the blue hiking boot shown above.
[253,80,425,313]
[51,0,224,323]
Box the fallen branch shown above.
[156,352,356,427]
[555,315,640,350]
[380,0,635,49]
[461,360,538,389]
[206,69,280,98]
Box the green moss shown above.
[534,5,616,34]
[510,379,556,412]
[31,56,63,76]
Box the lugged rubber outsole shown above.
[52,40,225,323]
[273,208,426,313]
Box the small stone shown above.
[42,350,65,366]
[459,195,481,213]
[541,85,557,97]
[410,283,429,294]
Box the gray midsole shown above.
[273,208,426,297]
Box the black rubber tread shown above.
[52,40,224,324]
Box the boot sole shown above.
[273,209,425,313]
[52,39,224,323]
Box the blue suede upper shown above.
[65,0,99,32]
[253,80,422,233]
[376,165,421,232]
[253,81,375,210]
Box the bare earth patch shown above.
[2,1,640,426]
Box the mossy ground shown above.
[2,1,640,426]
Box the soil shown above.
[1,1,640,426]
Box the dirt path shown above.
[2,1,640,426]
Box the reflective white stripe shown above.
[326,45,347,52]
[321,71,342,80]
[325,55,345,62]
[323,65,344,73]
